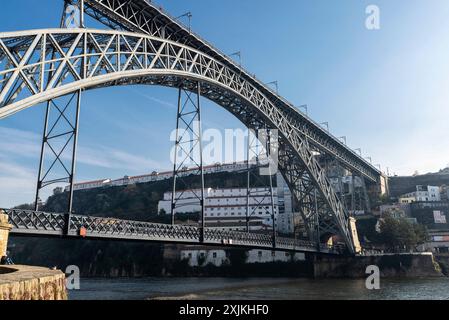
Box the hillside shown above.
[389,172,449,197]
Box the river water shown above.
[68,277,449,300]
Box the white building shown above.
[64,178,112,192]
[276,173,297,234]
[64,162,249,192]
[158,187,278,232]
[156,172,299,234]
[179,246,305,267]
[399,185,441,203]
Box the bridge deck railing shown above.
[3,209,341,254]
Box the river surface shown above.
[68,277,449,300]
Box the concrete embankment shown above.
[0,265,67,300]
[312,253,444,278]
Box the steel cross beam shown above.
[69,0,381,183]
[0,29,356,253]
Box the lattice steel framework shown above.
[0,28,359,253]
[34,1,85,231]
[34,92,81,214]
[245,128,277,247]
[171,83,206,242]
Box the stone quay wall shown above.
[0,265,67,300]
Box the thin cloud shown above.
[0,159,37,208]
[128,87,177,110]
[0,126,164,171]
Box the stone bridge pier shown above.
[0,210,12,260]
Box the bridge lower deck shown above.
[3,209,343,255]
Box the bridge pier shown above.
[0,210,12,259]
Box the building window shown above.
[213,252,217,258]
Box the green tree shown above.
[378,215,429,251]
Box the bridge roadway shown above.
[3,209,343,255]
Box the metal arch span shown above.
[74,0,381,184]
[0,28,356,252]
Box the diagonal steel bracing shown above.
[171,82,206,242]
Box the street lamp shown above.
[228,51,242,67]
[320,122,329,131]
[176,12,193,32]
[365,157,372,163]
[297,105,308,115]
[354,148,362,156]
[266,81,278,94]
[339,136,347,145]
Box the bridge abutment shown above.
[307,252,443,278]
[0,210,12,260]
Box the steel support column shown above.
[34,1,85,234]
[245,128,277,247]
[171,82,205,243]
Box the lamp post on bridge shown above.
[297,104,308,115]
[266,81,279,94]
[228,51,242,68]
[176,12,193,33]
[320,122,329,132]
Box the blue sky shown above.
[1,0,449,207]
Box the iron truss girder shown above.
[0,29,356,252]
[3,209,344,254]
[67,0,381,183]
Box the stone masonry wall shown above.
[0,211,12,258]
[0,265,67,300]
[312,253,443,278]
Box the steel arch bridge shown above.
[0,0,381,255]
